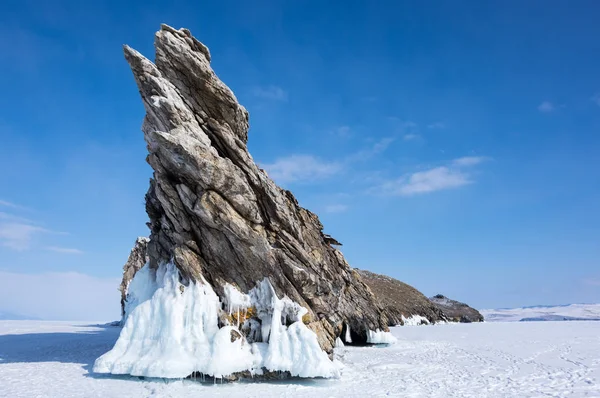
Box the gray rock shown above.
[122,24,388,353]
[429,294,484,323]
[357,269,446,325]
[357,270,483,325]
[119,237,149,318]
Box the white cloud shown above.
[403,134,419,141]
[262,155,341,184]
[0,202,71,251]
[452,156,488,167]
[380,167,472,196]
[0,222,50,250]
[46,246,84,254]
[324,204,349,213]
[0,270,120,321]
[252,85,287,101]
[0,199,29,211]
[427,122,446,129]
[388,118,417,130]
[263,136,397,185]
[591,93,600,107]
[538,101,555,113]
[0,212,35,224]
[349,137,395,162]
[373,155,489,196]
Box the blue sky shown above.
[1,0,599,320]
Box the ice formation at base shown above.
[401,314,431,326]
[93,263,340,379]
[366,329,398,344]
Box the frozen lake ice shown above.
[0,320,599,397]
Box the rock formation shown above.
[119,237,149,317]
[358,270,484,324]
[357,269,446,325]
[95,24,391,379]
[430,294,484,323]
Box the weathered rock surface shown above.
[123,24,388,353]
[430,294,484,323]
[357,269,446,325]
[119,237,149,317]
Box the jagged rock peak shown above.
[122,25,388,353]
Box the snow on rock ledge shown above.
[94,263,339,379]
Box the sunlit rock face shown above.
[95,24,391,379]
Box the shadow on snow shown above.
[0,323,120,368]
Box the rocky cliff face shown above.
[119,237,149,317]
[430,294,484,323]
[357,269,446,325]
[122,24,387,353]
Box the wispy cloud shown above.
[452,156,489,167]
[349,137,395,162]
[0,222,50,251]
[372,156,489,196]
[0,212,35,224]
[0,220,69,251]
[262,155,341,184]
[252,85,288,101]
[264,134,398,185]
[427,122,446,129]
[324,204,349,213]
[388,118,417,131]
[538,101,555,113]
[0,201,73,251]
[333,125,352,138]
[45,246,84,254]
[379,167,472,196]
[591,93,600,107]
[403,133,419,141]
[0,199,30,211]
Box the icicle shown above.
[344,323,353,343]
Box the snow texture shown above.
[94,263,338,379]
[481,303,600,322]
[2,320,600,397]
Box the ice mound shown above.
[93,263,339,379]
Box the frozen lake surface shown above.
[0,320,599,397]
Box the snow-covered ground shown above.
[481,303,600,322]
[1,321,599,397]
